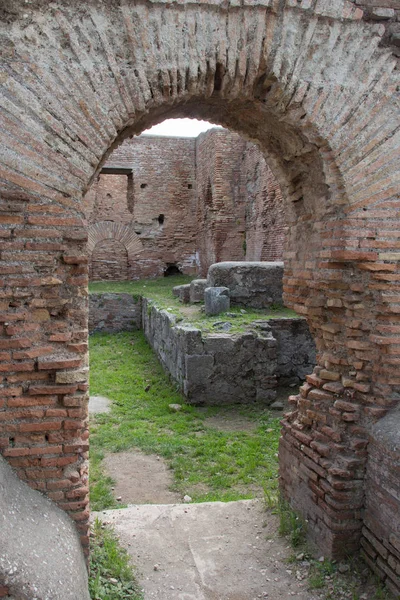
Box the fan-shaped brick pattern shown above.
[0,0,398,587]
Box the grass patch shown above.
[89,275,299,335]
[89,330,281,509]
[89,519,143,600]
[89,275,193,305]
[276,495,307,548]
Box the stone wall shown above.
[84,130,286,281]
[141,297,315,405]
[267,319,317,385]
[89,294,142,333]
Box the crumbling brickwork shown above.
[0,0,399,591]
[84,130,286,281]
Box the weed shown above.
[89,519,143,600]
[275,495,307,548]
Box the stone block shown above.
[207,262,284,308]
[189,279,208,303]
[185,354,214,384]
[173,284,191,303]
[0,456,90,600]
[204,287,230,315]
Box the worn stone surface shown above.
[208,262,284,309]
[0,0,399,583]
[0,456,89,600]
[95,500,322,600]
[173,284,191,304]
[88,395,111,414]
[142,298,315,406]
[189,278,208,303]
[89,293,141,333]
[361,409,400,597]
[204,286,230,316]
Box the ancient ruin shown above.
[89,262,316,405]
[83,129,286,281]
[0,0,399,596]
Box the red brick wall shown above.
[241,143,286,262]
[83,137,199,280]
[195,129,248,275]
[90,239,129,281]
[86,130,286,281]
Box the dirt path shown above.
[94,500,319,600]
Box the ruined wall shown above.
[141,298,315,405]
[83,136,199,280]
[241,143,286,262]
[85,130,286,281]
[89,294,142,333]
[195,129,247,274]
[0,0,399,591]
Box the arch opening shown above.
[0,2,398,593]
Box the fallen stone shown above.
[0,456,90,600]
[204,286,230,315]
[173,284,191,303]
[169,403,182,412]
[89,395,111,414]
[270,401,284,410]
[212,321,232,331]
[183,495,192,503]
[189,279,208,303]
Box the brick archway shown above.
[0,0,399,585]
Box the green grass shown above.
[89,275,299,335]
[89,275,193,305]
[89,331,281,510]
[89,519,143,600]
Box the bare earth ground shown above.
[91,400,388,600]
[102,452,181,505]
[94,499,321,600]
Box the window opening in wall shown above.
[158,213,165,225]
[188,183,193,189]
[140,183,147,189]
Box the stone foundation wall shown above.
[89,294,142,333]
[141,297,315,405]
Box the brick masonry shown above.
[83,129,286,281]
[0,0,399,591]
